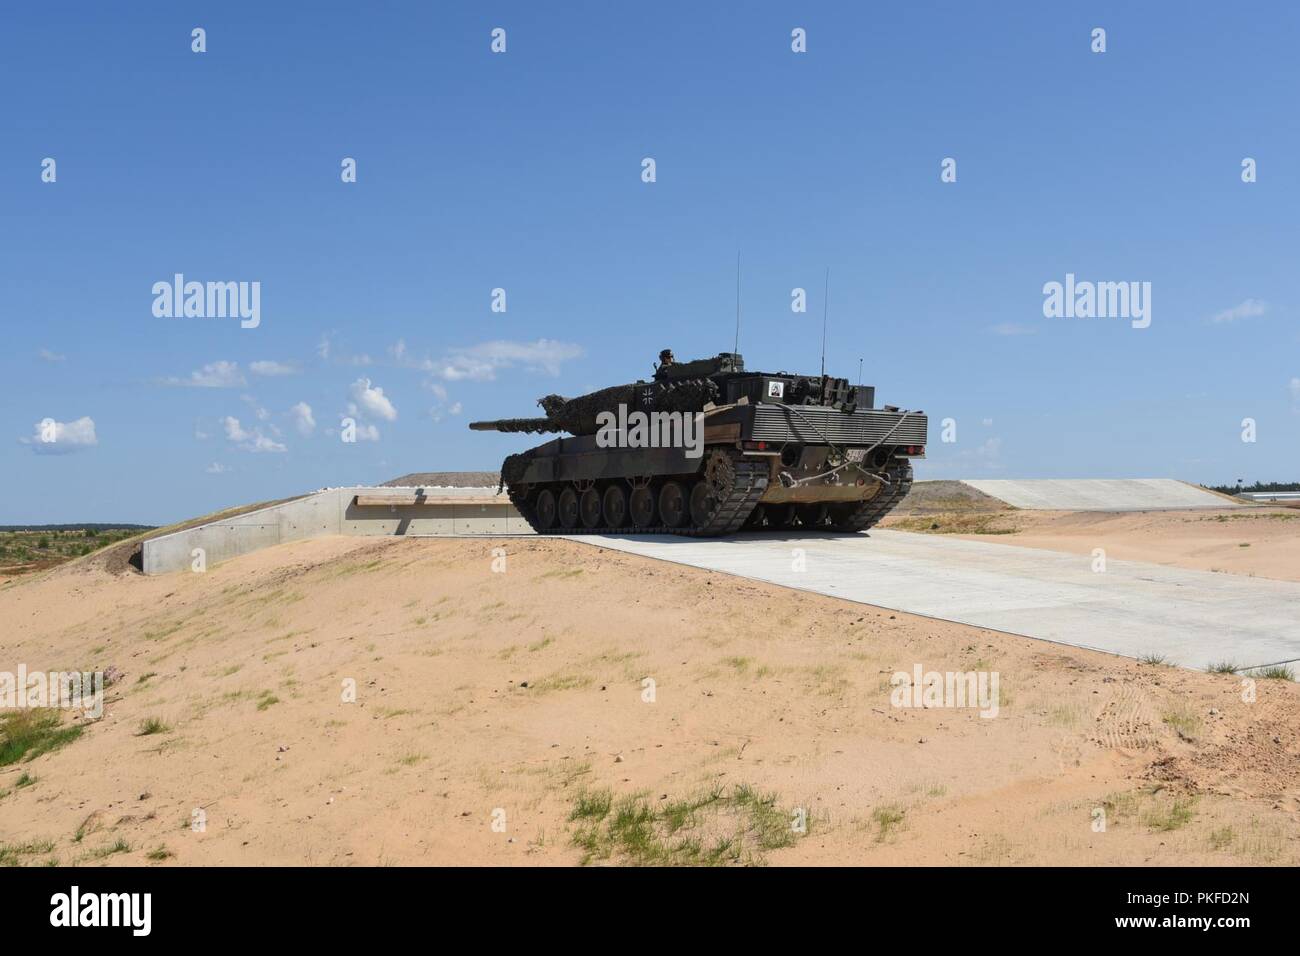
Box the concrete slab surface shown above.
[959,478,1242,511]
[567,530,1300,672]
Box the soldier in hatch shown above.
[654,349,675,378]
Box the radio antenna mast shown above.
[820,266,830,378]
[733,251,741,358]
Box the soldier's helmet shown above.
[658,349,675,365]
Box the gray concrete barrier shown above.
[142,486,529,574]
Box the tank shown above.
[469,351,927,535]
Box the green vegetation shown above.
[529,672,593,693]
[1203,480,1300,495]
[1161,706,1202,739]
[569,784,801,866]
[134,717,170,737]
[1246,664,1295,681]
[91,839,132,859]
[891,513,1017,535]
[0,839,57,865]
[0,526,148,576]
[0,710,84,766]
[871,804,907,841]
[1103,788,1199,833]
[1208,827,1234,850]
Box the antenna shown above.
[820,266,830,378]
[858,358,863,389]
[733,251,741,358]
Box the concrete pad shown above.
[567,530,1300,672]
[959,478,1242,511]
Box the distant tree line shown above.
[0,524,153,533]
[1202,480,1300,495]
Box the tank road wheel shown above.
[557,487,580,530]
[658,481,688,528]
[602,485,628,528]
[579,487,603,529]
[688,481,717,530]
[629,485,657,529]
[534,488,558,531]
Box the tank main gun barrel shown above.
[468,418,563,434]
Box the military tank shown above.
[469,351,927,536]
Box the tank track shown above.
[827,459,913,532]
[506,450,768,537]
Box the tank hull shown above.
[500,402,926,535]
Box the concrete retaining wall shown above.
[142,486,528,574]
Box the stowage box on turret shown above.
[469,352,927,535]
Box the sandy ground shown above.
[882,508,1300,583]
[1,534,1297,867]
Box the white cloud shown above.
[221,415,285,453]
[988,323,1037,337]
[317,334,332,360]
[38,348,66,362]
[20,416,98,454]
[1209,299,1267,324]
[250,360,299,377]
[205,462,229,474]
[430,339,583,381]
[290,401,316,436]
[349,378,397,421]
[429,400,464,423]
[389,339,440,372]
[240,394,271,421]
[163,360,246,388]
[1289,377,1300,408]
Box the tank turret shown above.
[467,352,875,437]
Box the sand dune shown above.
[1,535,1296,866]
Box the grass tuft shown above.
[134,717,170,737]
[1245,665,1295,681]
[568,784,802,866]
[0,710,84,766]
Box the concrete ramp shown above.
[570,530,1300,672]
[959,478,1241,512]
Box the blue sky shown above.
[4,1,1297,524]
